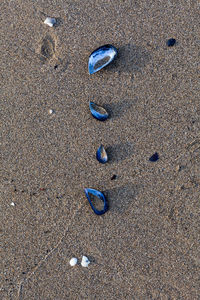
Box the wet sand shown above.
[1,1,199,299]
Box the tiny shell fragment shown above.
[48,109,54,114]
[44,17,56,27]
[69,257,78,266]
[167,38,176,47]
[149,152,159,162]
[81,256,90,267]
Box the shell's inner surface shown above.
[84,188,109,215]
[96,145,108,164]
[89,102,109,121]
[101,147,107,160]
[88,44,117,74]
[91,103,107,114]
[89,192,104,211]
[94,56,110,70]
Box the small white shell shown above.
[81,256,90,267]
[69,257,78,266]
[10,202,15,206]
[48,109,54,114]
[44,17,56,27]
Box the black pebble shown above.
[111,175,117,180]
[54,65,58,69]
[149,152,159,162]
[167,38,176,47]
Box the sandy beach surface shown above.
[1,1,199,299]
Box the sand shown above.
[0,0,199,299]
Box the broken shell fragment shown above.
[149,152,159,162]
[44,17,56,27]
[81,256,90,267]
[89,101,109,121]
[167,38,176,47]
[69,257,78,266]
[84,188,109,215]
[96,145,108,164]
[88,44,117,74]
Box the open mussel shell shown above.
[96,145,108,164]
[84,188,109,215]
[89,101,109,121]
[88,44,117,74]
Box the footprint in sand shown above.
[40,35,56,61]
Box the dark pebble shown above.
[111,175,117,180]
[149,152,159,162]
[54,65,58,69]
[167,38,176,47]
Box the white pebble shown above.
[10,202,15,206]
[81,256,90,267]
[69,257,77,266]
[44,17,56,27]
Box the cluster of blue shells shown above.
[84,44,118,215]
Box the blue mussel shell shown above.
[84,188,109,215]
[96,145,108,164]
[89,101,109,121]
[88,44,117,74]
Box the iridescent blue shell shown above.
[84,188,109,215]
[88,44,117,74]
[89,101,109,121]
[96,145,108,164]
